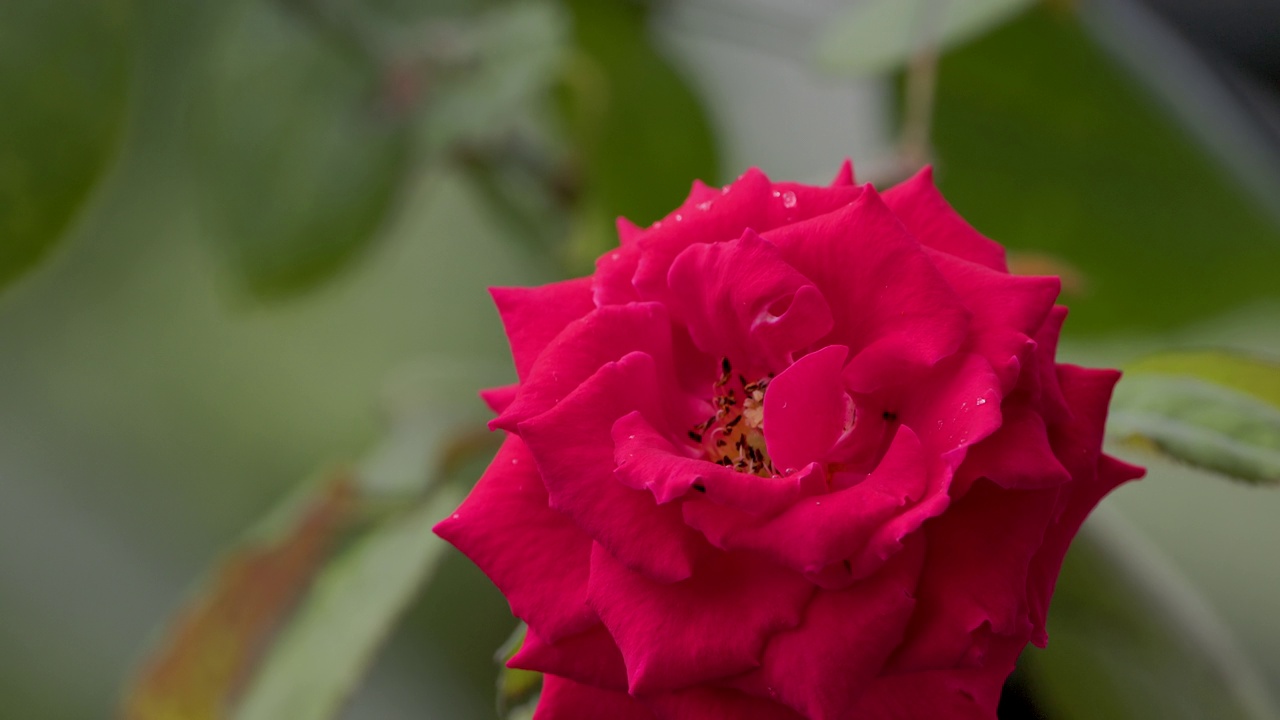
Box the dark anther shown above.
[688,431,702,443]
[721,357,732,374]
[882,410,897,422]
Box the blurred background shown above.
[2,0,1279,718]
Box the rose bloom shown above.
[436,161,1143,719]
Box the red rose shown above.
[435,161,1143,719]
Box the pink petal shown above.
[664,230,835,375]
[848,643,1018,720]
[830,158,856,186]
[511,624,628,692]
[1025,366,1145,641]
[927,250,1060,393]
[479,383,518,414]
[684,426,927,586]
[765,188,970,394]
[433,436,596,641]
[518,352,708,583]
[491,278,596,382]
[954,400,1071,494]
[612,411,825,515]
[727,539,925,720]
[644,687,806,720]
[588,543,814,695]
[494,302,676,432]
[890,480,1058,673]
[881,166,1007,272]
[763,344,852,474]
[534,675,653,720]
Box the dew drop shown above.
[675,213,684,222]
[781,190,797,209]
[610,252,620,261]
[771,190,781,198]
[452,513,460,520]
[697,201,712,211]
[976,397,988,406]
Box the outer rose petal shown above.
[954,399,1071,494]
[433,436,595,641]
[494,302,677,432]
[664,230,834,374]
[889,480,1058,674]
[926,250,1059,393]
[763,344,852,474]
[882,166,1007,272]
[727,538,925,720]
[588,543,814,695]
[645,687,806,720]
[519,352,708,583]
[765,188,970,393]
[534,675,653,720]
[511,624,628,692]
[479,383,518,414]
[491,277,596,381]
[831,158,856,186]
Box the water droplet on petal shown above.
[697,201,712,211]
[771,190,781,198]
[976,397,988,406]
[781,190,797,209]
[675,213,684,222]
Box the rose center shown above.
[688,358,777,477]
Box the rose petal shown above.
[612,410,825,515]
[882,166,1007,272]
[954,400,1071,494]
[664,230,835,374]
[683,426,927,586]
[644,687,806,720]
[830,158,856,187]
[765,188,970,394]
[433,436,596,641]
[927,250,1060,393]
[479,383,518,414]
[763,344,852,474]
[890,480,1059,673]
[727,538,925,720]
[495,302,677,432]
[534,675,653,720]
[588,543,814,695]
[491,278,596,382]
[511,623,628,692]
[518,351,708,583]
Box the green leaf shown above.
[1023,509,1279,720]
[928,7,1280,335]
[192,0,410,300]
[0,0,136,293]
[1108,351,1280,485]
[560,0,719,267]
[813,0,1035,76]
[495,622,542,718]
[233,485,464,720]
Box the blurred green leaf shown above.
[813,0,1035,76]
[1108,351,1280,485]
[1025,510,1279,720]
[192,0,410,300]
[495,622,542,718]
[0,0,136,293]
[124,375,496,720]
[234,484,464,720]
[929,7,1280,335]
[560,0,718,266]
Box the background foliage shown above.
[2,0,1279,718]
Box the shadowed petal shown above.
[534,675,653,720]
[763,344,852,474]
[588,543,814,695]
